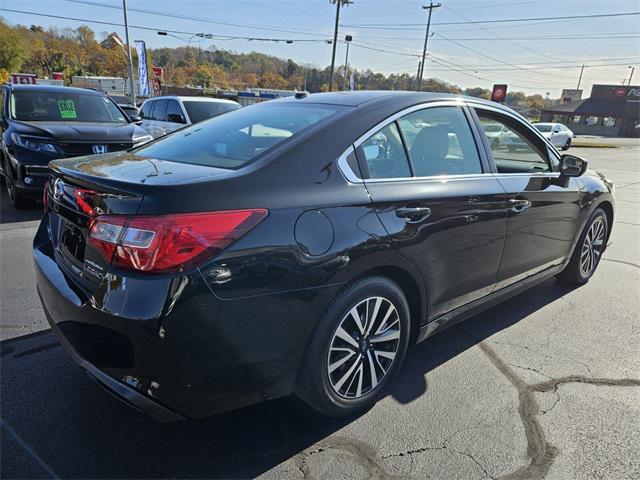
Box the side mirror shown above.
[363,144,382,159]
[128,114,143,124]
[167,113,186,124]
[560,154,587,177]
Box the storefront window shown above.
[584,116,599,126]
[570,115,581,124]
[602,116,617,127]
[552,114,567,123]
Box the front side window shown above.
[151,100,168,121]
[584,116,599,126]
[10,91,127,124]
[360,123,411,179]
[603,116,617,127]
[135,103,345,169]
[398,106,482,176]
[477,111,551,174]
[183,101,240,124]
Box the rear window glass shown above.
[135,103,346,169]
[183,100,240,123]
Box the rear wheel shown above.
[295,276,411,417]
[562,138,571,150]
[557,208,607,284]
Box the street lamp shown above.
[108,33,135,104]
[628,66,635,86]
[343,34,352,91]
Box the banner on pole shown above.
[134,40,149,97]
[349,74,355,91]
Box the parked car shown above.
[139,95,240,138]
[533,122,573,150]
[118,104,140,121]
[480,122,508,149]
[35,91,614,420]
[0,84,152,208]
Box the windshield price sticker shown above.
[58,99,77,119]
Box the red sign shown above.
[52,72,64,80]
[613,87,627,97]
[491,84,508,103]
[152,78,162,94]
[11,73,37,84]
[152,67,164,78]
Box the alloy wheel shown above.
[580,217,605,277]
[327,296,401,399]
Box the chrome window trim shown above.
[337,145,360,183]
[338,99,494,184]
[365,173,497,184]
[467,101,562,163]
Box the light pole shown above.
[343,34,352,90]
[628,66,635,85]
[122,0,136,105]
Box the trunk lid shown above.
[46,152,236,290]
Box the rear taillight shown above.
[88,209,267,273]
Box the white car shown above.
[139,96,241,138]
[533,122,573,150]
[481,122,509,149]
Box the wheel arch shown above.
[596,200,614,243]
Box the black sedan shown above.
[34,91,614,420]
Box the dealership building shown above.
[539,84,640,137]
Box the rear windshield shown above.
[183,100,240,123]
[135,103,346,169]
[10,91,127,124]
[534,124,552,132]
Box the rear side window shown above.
[140,101,153,118]
[397,107,482,176]
[151,99,168,121]
[360,123,411,179]
[135,103,346,169]
[165,100,185,123]
[183,101,240,123]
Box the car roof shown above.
[145,96,239,104]
[7,84,104,95]
[274,90,514,111]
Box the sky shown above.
[2,0,640,96]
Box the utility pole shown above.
[343,34,352,90]
[417,2,440,92]
[329,1,352,92]
[576,63,585,90]
[122,0,136,105]
[415,61,422,90]
[628,66,635,85]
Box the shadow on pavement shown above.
[0,278,575,479]
[0,189,42,225]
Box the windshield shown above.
[136,103,346,169]
[10,91,127,124]
[183,101,240,123]
[534,124,553,132]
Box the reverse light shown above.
[88,209,268,273]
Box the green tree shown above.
[0,21,29,72]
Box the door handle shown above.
[508,198,531,213]
[396,207,432,223]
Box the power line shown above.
[342,11,640,28]
[65,0,330,38]
[352,33,640,41]
[0,9,333,43]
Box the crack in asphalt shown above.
[601,258,640,270]
[478,341,640,480]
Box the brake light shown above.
[88,209,267,273]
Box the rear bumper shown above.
[33,219,333,419]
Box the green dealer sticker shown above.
[58,99,77,119]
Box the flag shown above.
[134,40,149,96]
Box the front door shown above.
[473,107,583,289]
[357,104,508,320]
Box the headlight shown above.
[132,134,153,147]
[10,133,60,154]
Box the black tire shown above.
[4,159,30,209]
[295,276,411,417]
[562,138,571,150]
[557,208,608,285]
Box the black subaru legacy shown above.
[34,91,614,421]
[0,84,152,208]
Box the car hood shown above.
[12,121,143,142]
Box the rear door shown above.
[355,102,509,320]
[471,106,582,289]
[164,99,188,134]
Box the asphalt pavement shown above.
[1,139,639,479]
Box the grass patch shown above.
[571,142,618,148]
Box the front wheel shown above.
[562,138,571,150]
[295,276,411,417]
[6,176,30,210]
[557,208,608,284]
